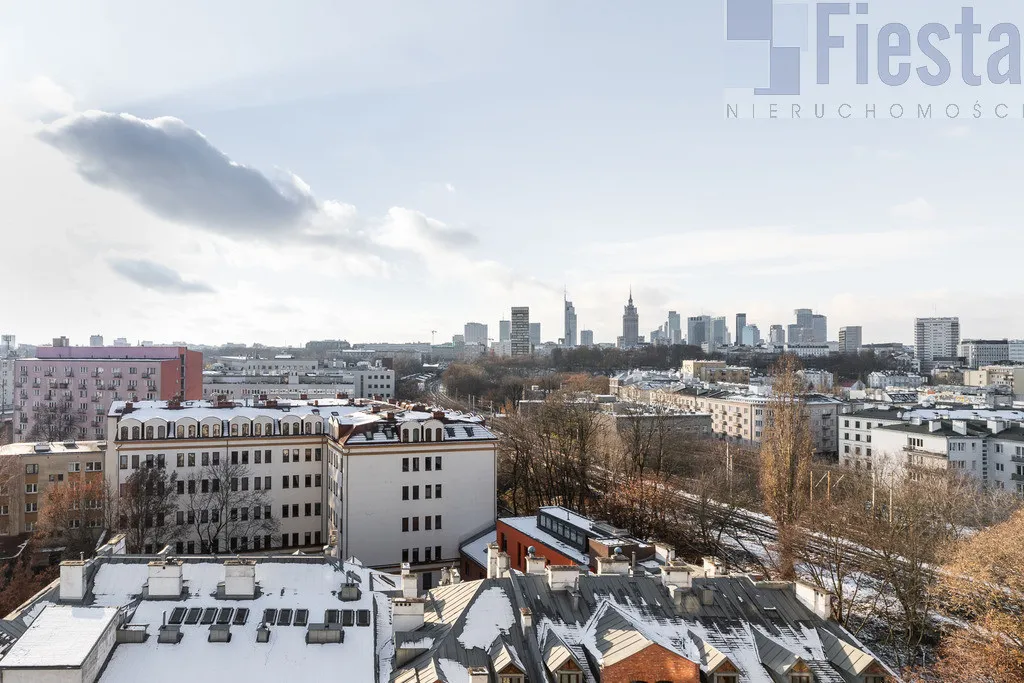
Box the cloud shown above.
[38,111,317,238]
[108,257,215,294]
[889,197,936,222]
[445,182,456,193]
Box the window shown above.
[282,476,290,489]
[435,545,442,560]
[425,456,432,471]
[499,675,524,683]
[435,456,442,470]
[282,505,289,518]
[402,457,409,472]
[425,485,432,500]
[412,517,419,531]
[25,464,38,475]
[304,503,312,517]
[25,483,37,494]
[558,673,583,683]
[25,503,37,513]
[435,484,442,499]
[413,486,419,500]
[402,517,409,532]
[435,515,442,529]
[789,675,812,683]
[425,516,432,531]
[714,676,738,683]
[402,549,409,563]
[412,457,419,472]
[68,462,81,472]
[402,486,409,501]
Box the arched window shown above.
[315,422,322,434]
[242,424,250,436]
[176,426,184,438]
[425,430,432,442]
[436,428,443,442]
[231,424,239,436]
[188,425,196,438]
[304,422,312,435]
[132,426,140,439]
[120,427,129,440]
[412,430,419,443]
[202,425,210,438]
[255,423,263,436]
[145,426,154,439]
[282,423,290,436]
[213,424,222,437]
[158,426,166,439]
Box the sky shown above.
[1,0,1023,348]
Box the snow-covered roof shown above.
[0,605,119,668]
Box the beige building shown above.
[964,365,1024,400]
[0,440,106,535]
[680,360,751,384]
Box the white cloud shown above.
[445,182,456,194]
[889,197,936,222]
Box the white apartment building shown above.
[783,343,831,358]
[218,356,319,375]
[867,371,926,389]
[915,317,960,373]
[203,365,395,401]
[105,398,496,587]
[838,408,905,469]
[958,339,1010,369]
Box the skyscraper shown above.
[741,324,761,346]
[621,291,639,349]
[499,320,511,342]
[687,315,711,348]
[838,326,862,353]
[711,317,729,346]
[789,309,827,343]
[564,296,578,348]
[915,317,960,372]
[580,330,594,347]
[769,325,785,346]
[667,311,682,345]
[511,307,531,356]
[464,322,488,346]
[812,314,827,343]
[735,314,747,345]
[529,323,541,347]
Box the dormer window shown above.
[715,675,739,683]
[499,676,524,683]
[790,674,812,683]
[557,673,582,683]
[864,677,888,683]
[231,424,239,436]
[202,425,210,438]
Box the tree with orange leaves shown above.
[35,476,111,559]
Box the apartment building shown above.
[915,317,960,373]
[510,307,531,356]
[958,339,1010,369]
[202,366,395,401]
[838,325,863,353]
[0,354,14,414]
[14,346,202,441]
[838,408,905,469]
[680,359,751,384]
[669,388,841,457]
[964,365,1024,400]
[0,440,106,535]
[871,416,1024,491]
[105,398,497,586]
[218,356,319,375]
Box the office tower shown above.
[452,334,465,346]
[811,314,827,343]
[741,324,761,346]
[89,335,104,347]
[511,308,531,356]
[769,325,785,345]
[838,326,862,353]
[621,291,640,349]
[499,320,511,342]
[564,296,577,348]
[958,339,1009,369]
[463,323,488,346]
[914,317,960,372]
[795,308,813,330]
[529,323,541,347]
[687,315,711,347]
[711,317,729,346]
[580,330,594,347]
[667,311,682,345]
[735,314,747,345]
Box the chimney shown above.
[654,542,675,565]
[596,552,630,576]
[525,548,547,575]
[794,580,833,620]
[927,419,942,433]
[701,585,715,606]
[468,667,489,683]
[392,598,426,632]
[147,559,184,598]
[432,410,445,420]
[520,607,533,635]
[546,565,581,592]
[486,543,508,579]
[952,419,968,436]
[988,419,1007,435]
[400,563,418,598]
[702,556,723,577]
[661,563,696,589]
[60,560,88,602]
[223,559,256,599]
[496,552,511,578]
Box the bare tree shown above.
[183,457,277,553]
[0,452,22,537]
[35,476,112,559]
[758,354,813,579]
[28,403,82,442]
[118,467,182,553]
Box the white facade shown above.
[867,371,926,389]
[838,410,904,469]
[783,343,830,358]
[219,357,319,375]
[958,340,1010,369]
[463,322,488,346]
[915,317,960,372]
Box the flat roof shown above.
[0,605,119,668]
[0,441,105,457]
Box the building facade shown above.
[838,326,863,353]
[837,408,904,470]
[463,322,488,346]
[915,317,960,373]
[580,330,594,347]
[621,293,639,349]
[563,299,577,348]
[958,339,1010,369]
[104,399,497,585]
[14,346,203,441]
[687,315,711,348]
[510,308,531,356]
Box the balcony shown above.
[141,372,152,379]
[112,372,122,378]
[1012,473,1024,482]
[65,370,74,378]
[14,381,23,388]
[43,371,53,377]
[1012,455,1024,464]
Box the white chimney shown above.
[223,559,256,598]
[546,565,581,592]
[148,559,183,598]
[661,563,696,589]
[928,419,942,433]
[392,598,426,632]
[486,543,501,579]
[952,419,968,436]
[702,556,723,577]
[400,563,418,598]
[794,580,833,620]
[519,607,533,634]
[525,552,547,576]
[468,667,489,683]
[60,560,87,601]
[701,585,715,606]
[988,419,1006,435]
[596,553,630,576]
[654,542,675,565]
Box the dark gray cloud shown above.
[39,111,316,237]
[108,258,215,294]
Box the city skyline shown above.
[2,3,1022,346]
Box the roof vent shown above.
[33,442,50,453]
[208,624,232,643]
[157,624,183,644]
[306,623,344,644]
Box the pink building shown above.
[14,346,202,441]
